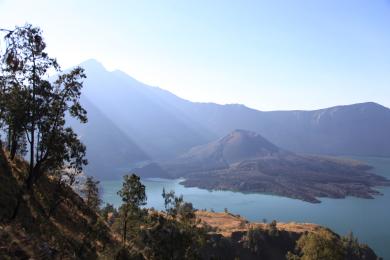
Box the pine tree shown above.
[117,174,147,244]
[81,176,102,212]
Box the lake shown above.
[101,156,390,259]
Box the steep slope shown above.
[73,60,390,179]
[79,59,213,161]
[68,96,150,179]
[0,149,125,259]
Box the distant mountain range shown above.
[136,130,390,203]
[73,59,390,179]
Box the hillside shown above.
[73,60,390,179]
[0,149,127,259]
[137,130,390,203]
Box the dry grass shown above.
[196,210,322,237]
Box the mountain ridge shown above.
[72,59,390,179]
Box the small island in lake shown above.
[135,130,390,203]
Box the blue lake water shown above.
[101,156,390,259]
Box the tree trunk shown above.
[123,219,127,245]
[27,125,34,189]
[28,56,37,190]
[10,191,23,221]
[10,133,17,160]
[7,127,11,151]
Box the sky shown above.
[0,0,389,111]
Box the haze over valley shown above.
[74,59,390,181]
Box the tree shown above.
[341,231,377,260]
[289,229,345,260]
[81,176,102,212]
[139,191,204,260]
[244,226,265,256]
[117,174,147,244]
[162,189,195,222]
[100,203,117,224]
[0,24,88,190]
[268,220,279,237]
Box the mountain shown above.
[73,60,390,178]
[137,130,390,203]
[158,129,287,177]
[79,59,213,160]
[180,129,282,164]
[68,96,150,179]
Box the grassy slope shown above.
[0,148,121,259]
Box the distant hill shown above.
[180,129,282,164]
[74,60,390,178]
[137,130,390,203]
[160,129,287,177]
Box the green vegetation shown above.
[287,229,344,260]
[0,24,88,221]
[81,176,102,212]
[116,174,147,244]
[286,229,380,260]
[138,190,206,259]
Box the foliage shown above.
[288,229,345,260]
[268,220,279,237]
[0,24,87,190]
[243,226,265,256]
[135,189,205,260]
[162,188,195,221]
[81,176,101,212]
[117,174,147,244]
[139,212,205,260]
[341,231,379,260]
[100,203,118,225]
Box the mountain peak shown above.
[350,102,389,110]
[321,102,389,113]
[228,129,258,137]
[78,59,107,73]
[219,130,281,162]
[180,129,282,166]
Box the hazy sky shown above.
[0,0,389,110]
